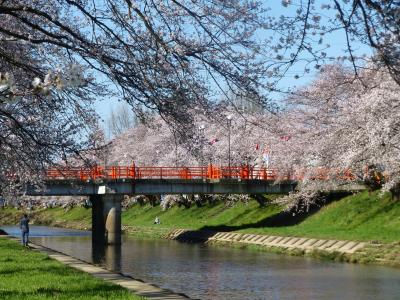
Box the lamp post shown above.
[227,115,233,178]
[155,150,160,163]
[173,131,178,167]
[198,124,205,165]
[198,124,205,178]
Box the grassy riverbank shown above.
[123,190,400,243]
[1,190,399,243]
[0,206,91,230]
[0,238,143,300]
[237,190,400,242]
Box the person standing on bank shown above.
[20,214,30,246]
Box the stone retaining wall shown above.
[166,229,366,254]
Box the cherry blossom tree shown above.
[71,63,400,209]
[2,1,399,125]
[0,62,98,196]
[270,0,400,86]
[103,108,277,169]
[272,64,400,197]
[0,0,269,192]
[1,0,400,198]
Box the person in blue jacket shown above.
[20,214,30,246]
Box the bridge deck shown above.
[26,178,298,196]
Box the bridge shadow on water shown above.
[173,192,351,243]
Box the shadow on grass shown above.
[173,192,351,243]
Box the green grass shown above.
[122,200,281,230]
[238,190,400,242]
[0,238,143,300]
[39,206,92,227]
[0,206,92,230]
[122,191,400,243]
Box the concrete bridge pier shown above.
[90,194,122,245]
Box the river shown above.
[1,225,399,300]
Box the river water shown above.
[1,225,399,300]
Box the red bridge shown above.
[27,164,364,245]
[45,164,356,181]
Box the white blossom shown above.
[32,77,41,88]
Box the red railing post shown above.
[260,168,265,180]
[93,166,97,180]
[131,162,136,179]
[216,166,221,179]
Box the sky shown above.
[95,96,120,125]
[93,0,372,126]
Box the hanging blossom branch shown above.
[0,64,85,103]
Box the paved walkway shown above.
[2,236,190,300]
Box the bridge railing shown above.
[45,165,357,182]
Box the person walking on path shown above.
[20,214,30,246]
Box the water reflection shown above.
[92,241,121,272]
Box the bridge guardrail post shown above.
[207,163,212,179]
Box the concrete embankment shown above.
[165,229,365,254]
[119,224,400,267]
[161,228,400,267]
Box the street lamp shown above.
[198,124,206,178]
[198,124,206,165]
[155,150,160,163]
[226,114,233,178]
[173,131,178,167]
